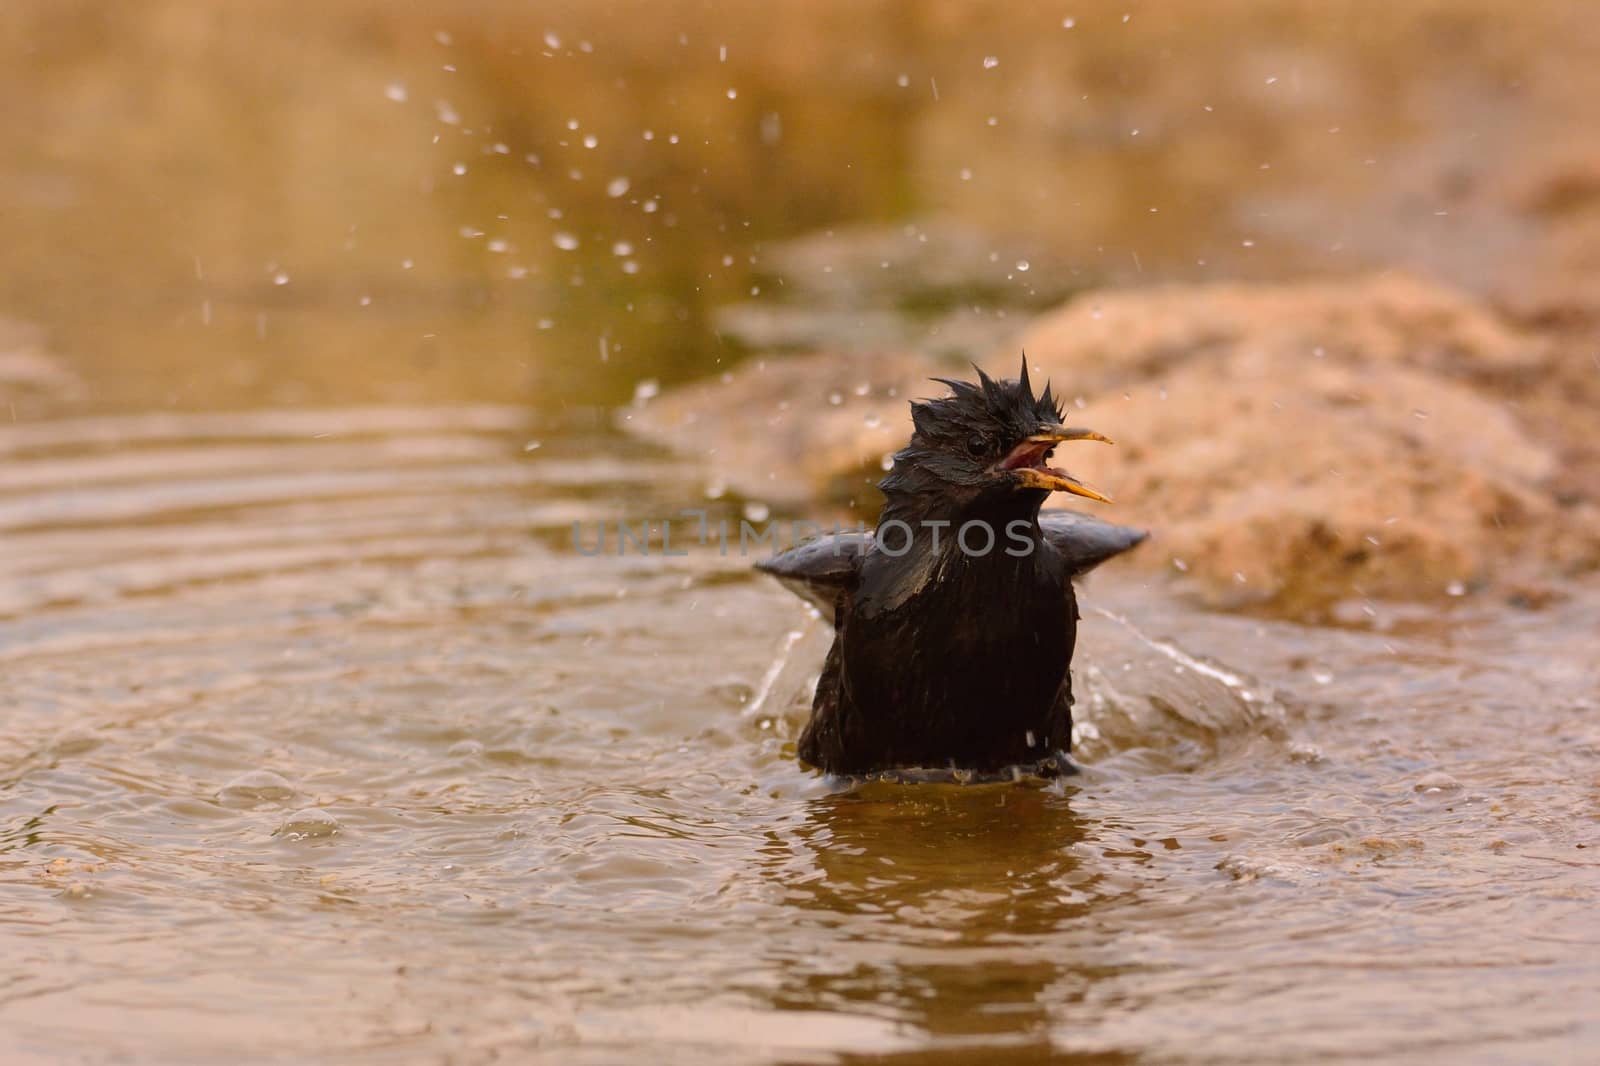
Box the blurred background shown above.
[4,4,1600,1065]
[8,0,1600,414]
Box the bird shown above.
[756,358,1146,778]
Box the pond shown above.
[3,3,1598,1063]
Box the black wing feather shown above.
[1040,510,1147,576]
[754,532,870,626]
[757,514,1143,622]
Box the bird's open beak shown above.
[997,424,1114,504]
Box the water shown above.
[5,3,1600,1062]
[3,370,1596,1063]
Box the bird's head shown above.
[879,357,1112,520]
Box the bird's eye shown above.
[966,435,988,458]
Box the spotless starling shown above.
[758,359,1146,778]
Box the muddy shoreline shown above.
[628,268,1600,613]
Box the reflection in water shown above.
[761,784,1135,1061]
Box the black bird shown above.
[757,359,1146,778]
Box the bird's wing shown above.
[755,531,870,626]
[1041,510,1148,577]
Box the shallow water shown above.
[3,362,1597,1063]
[6,3,1600,1062]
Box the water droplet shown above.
[612,240,634,257]
[743,501,770,523]
[1446,580,1467,597]
[621,260,639,274]
[643,199,659,214]
[1062,16,1076,28]
[523,440,542,452]
[606,176,630,198]
[880,453,895,471]
[582,134,598,149]
[982,56,999,69]
[896,73,910,87]
[552,232,579,251]
[633,379,660,404]
[959,167,973,181]
[273,271,290,286]
[543,30,561,49]
[704,480,727,500]
[275,808,342,841]
[1016,259,1030,272]
[401,258,414,270]
[218,770,296,807]
[452,162,468,176]
[863,413,882,428]
[726,88,738,100]
[827,391,843,406]
[384,83,408,103]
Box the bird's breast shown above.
[836,548,1075,767]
